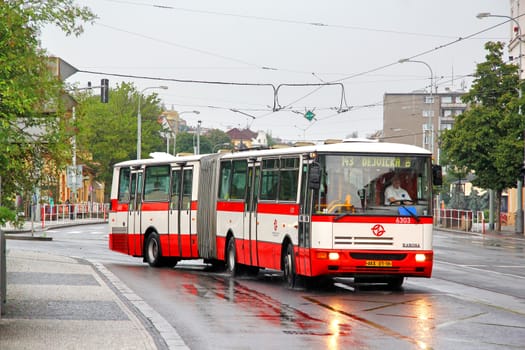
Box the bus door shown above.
[169,166,194,257]
[128,169,144,256]
[297,161,315,276]
[243,160,261,267]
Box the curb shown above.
[4,234,52,241]
[2,220,107,241]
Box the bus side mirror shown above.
[308,163,321,190]
[432,165,443,186]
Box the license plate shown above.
[365,260,392,267]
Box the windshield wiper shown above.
[400,205,420,222]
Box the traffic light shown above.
[100,79,109,103]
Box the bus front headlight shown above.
[415,253,426,262]
[328,252,340,260]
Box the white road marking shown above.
[90,260,190,350]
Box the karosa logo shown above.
[371,224,385,237]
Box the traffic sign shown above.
[66,165,83,191]
[304,110,315,121]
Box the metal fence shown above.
[434,208,488,233]
[40,202,109,228]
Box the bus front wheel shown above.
[387,276,404,290]
[283,243,297,288]
[145,233,163,267]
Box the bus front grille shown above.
[334,236,394,246]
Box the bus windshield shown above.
[313,154,432,216]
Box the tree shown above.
[206,129,232,151]
[266,132,277,147]
[174,129,231,155]
[441,41,524,231]
[75,83,166,200]
[0,1,95,225]
[174,132,196,154]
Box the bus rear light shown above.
[415,253,426,262]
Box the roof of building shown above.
[226,128,257,140]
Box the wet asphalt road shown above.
[6,224,525,349]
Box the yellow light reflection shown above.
[412,298,432,349]
[327,317,340,350]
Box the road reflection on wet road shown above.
[108,258,524,350]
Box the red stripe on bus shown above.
[257,202,300,215]
[113,202,129,211]
[311,215,433,224]
[141,202,169,211]
[217,201,244,212]
[216,201,300,215]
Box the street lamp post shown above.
[477,12,524,234]
[399,58,435,154]
[193,120,202,155]
[137,86,168,159]
[399,58,440,221]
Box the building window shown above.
[441,123,453,131]
[424,96,434,104]
[441,96,452,103]
[442,109,452,118]
[422,110,434,117]
[422,124,432,146]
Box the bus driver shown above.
[384,175,412,205]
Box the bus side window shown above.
[218,161,232,200]
[171,169,181,209]
[260,170,278,200]
[230,160,247,200]
[260,158,279,201]
[181,169,193,210]
[279,169,298,201]
[143,165,170,202]
[279,157,299,201]
[118,168,131,202]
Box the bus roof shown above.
[114,152,209,168]
[219,141,431,160]
[113,141,431,168]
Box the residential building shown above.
[382,89,467,163]
[226,128,268,149]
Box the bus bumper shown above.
[307,249,433,278]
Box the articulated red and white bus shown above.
[109,140,442,288]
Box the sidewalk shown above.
[2,217,107,239]
[0,249,159,349]
[1,219,190,349]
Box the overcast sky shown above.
[41,0,510,142]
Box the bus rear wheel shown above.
[145,233,164,267]
[283,243,297,288]
[226,238,241,276]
